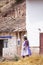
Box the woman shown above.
[21,35,31,58]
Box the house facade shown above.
[0,0,26,58]
[26,0,43,54]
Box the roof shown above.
[0,17,26,32]
[0,0,26,32]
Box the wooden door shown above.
[0,40,3,56]
[40,33,43,54]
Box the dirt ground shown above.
[0,55,43,65]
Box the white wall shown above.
[26,0,43,47]
[3,34,17,58]
[8,36,17,48]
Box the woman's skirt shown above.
[21,47,31,56]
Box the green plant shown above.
[13,55,20,61]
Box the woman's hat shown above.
[24,34,27,37]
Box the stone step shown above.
[0,57,5,62]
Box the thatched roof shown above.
[0,17,26,32]
[0,0,15,16]
[0,0,26,32]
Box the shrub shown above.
[13,55,20,61]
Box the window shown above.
[4,39,8,48]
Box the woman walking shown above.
[21,35,31,58]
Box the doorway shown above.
[40,33,43,54]
[0,40,4,57]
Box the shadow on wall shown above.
[16,0,25,4]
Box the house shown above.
[0,0,26,58]
[26,0,43,54]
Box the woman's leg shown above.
[22,56,25,58]
[26,55,29,57]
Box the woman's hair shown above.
[24,36,27,40]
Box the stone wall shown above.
[2,32,26,58]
